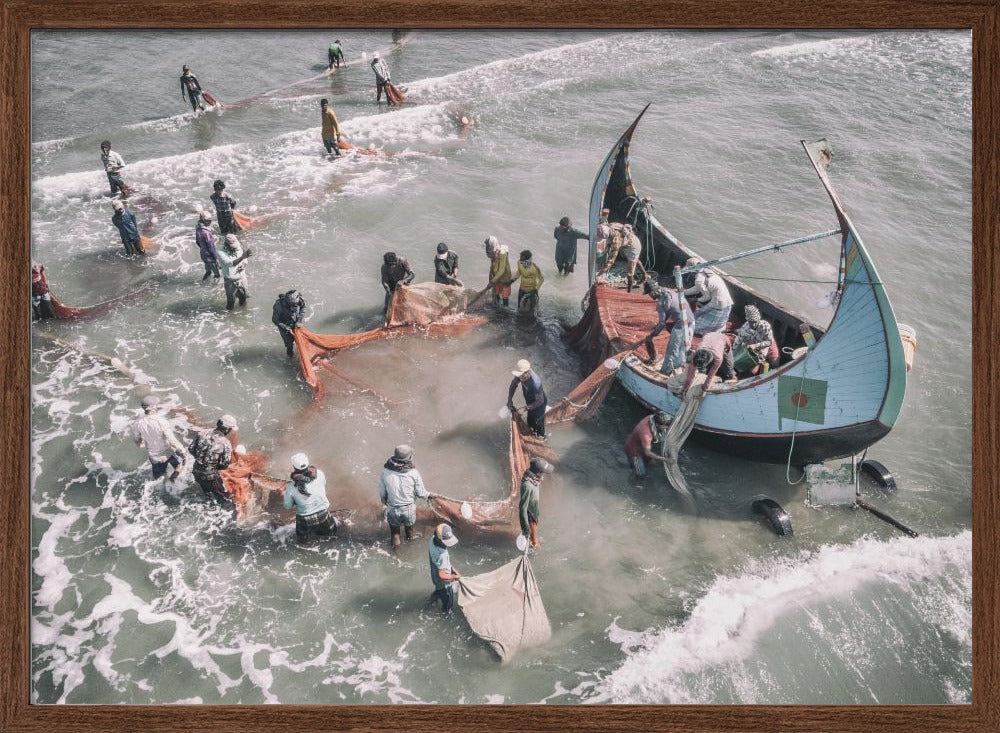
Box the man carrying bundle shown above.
[284,453,339,543]
[111,199,144,256]
[320,98,343,158]
[272,289,306,357]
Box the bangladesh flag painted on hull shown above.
[778,376,828,428]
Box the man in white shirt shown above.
[100,140,129,197]
[130,396,185,480]
[684,258,734,335]
[217,234,253,310]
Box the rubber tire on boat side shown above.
[751,497,793,536]
[859,459,896,492]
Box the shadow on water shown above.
[162,296,226,318]
[314,305,384,332]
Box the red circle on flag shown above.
[791,392,809,408]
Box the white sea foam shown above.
[751,36,873,60]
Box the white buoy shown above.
[603,358,621,371]
[151,217,159,225]
[515,534,528,552]
[235,444,247,455]
[249,205,259,213]
[498,405,511,419]
[460,502,473,519]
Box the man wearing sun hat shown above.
[189,414,237,507]
[428,523,461,614]
[507,359,548,438]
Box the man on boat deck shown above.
[189,414,237,508]
[210,180,243,235]
[130,395,186,481]
[553,216,589,275]
[328,40,345,69]
[320,98,343,157]
[624,411,671,477]
[485,236,513,308]
[684,258,734,335]
[433,242,462,286]
[217,234,253,310]
[284,453,339,543]
[378,444,437,552]
[642,282,695,375]
[733,304,775,375]
[272,289,306,357]
[682,331,736,394]
[507,359,548,439]
[599,222,643,292]
[519,458,553,548]
[511,249,544,315]
[31,264,56,320]
[381,251,415,314]
[371,52,394,105]
[180,65,205,112]
[428,523,460,615]
[111,199,144,256]
[100,141,129,198]
[195,211,221,281]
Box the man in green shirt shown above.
[518,458,553,548]
[328,41,345,70]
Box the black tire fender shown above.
[751,497,793,536]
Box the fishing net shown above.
[385,82,406,105]
[565,283,668,366]
[34,268,153,320]
[456,554,551,663]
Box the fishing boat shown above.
[575,106,911,466]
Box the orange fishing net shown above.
[33,267,152,320]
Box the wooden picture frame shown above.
[2,1,995,731]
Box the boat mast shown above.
[677,229,842,275]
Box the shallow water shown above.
[30,30,971,704]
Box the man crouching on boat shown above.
[682,332,737,394]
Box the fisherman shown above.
[371,51,393,105]
[31,264,56,320]
[284,453,339,543]
[507,358,548,439]
[272,289,306,357]
[320,98,343,157]
[642,281,694,375]
[217,234,253,310]
[623,411,671,477]
[210,180,243,235]
[594,208,611,261]
[111,199,144,256]
[433,242,462,286]
[553,217,589,275]
[682,330,737,393]
[195,211,221,281]
[599,221,643,291]
[188,414,237,507]
[378,444,435,552]
[327,40,345,69]
[484,236,513,308]
[733,304,775,375]
[428,523,460,615]
[511,249,544,315]
[100,140,129,198]
[381,251,415,314]
[130,395,186,481]
[684,258,734,335]
[518,458,553,548]
[179,65,205,112]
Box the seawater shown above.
[30,30,971,704]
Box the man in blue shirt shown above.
[111,199,144,256]
[642,282,694,375]
[428,523,460,614]
[507,358,548,438]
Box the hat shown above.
[100,140,111,148]
[224,233,241,248]
[436,242,448,254]
[199,210,213,222]
[219,414,238,430]
[529,458,553,474]
[511,358,532,377]
[744,304,761,324]
[435,523,458,547]
[393,444,413,461]
[290,452,309,471]
[372,51,380,60]
[140,395,160,410]
[111,199,124,211]
[182,65,189,71]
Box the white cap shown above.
[511,358,531,377]
[435,523,458,547]
[290,452,310,471]
[372,51,380,59]
[219,414,238,430]
[225,233,240,247]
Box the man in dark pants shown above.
[189,415,237,508]
[380,251,415,314]
[100,140,129,197]
[553,216,589,275]
[519,458,553,548]
[210,180,243,235]
[111,199,144,256]
[433,242,462,286]
[272,289,306,357]
[327,40,345,69]
[507,358,548,439]
[428,523,461,615]
[180,65,205,112]
[217,234,253,310]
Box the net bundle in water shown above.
[34,267,153,320]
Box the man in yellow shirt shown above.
[320,98,343,157]
[511,249,544,315]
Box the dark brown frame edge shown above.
[1,1,996,731]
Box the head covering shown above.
[219,414,238,431]
[653,411,670,426]
[435,523,458,547]
[111,199,124,211]
[100,140,111,149]
[31,263,43,279]
[383,251,397,265]
[140,395,160,410]
[528,458,553,475]
[484,235,499,257]
[290,452,310,471]
[283,289,300,303]
[599,207,610,222]
[199,210,212,223]
[224,233,241,249]
[436,242,448,254]
[393,444,413,461]
[744,304,761,324]
[320,98,328,106]
[511,358,532,377]
[182,65,189,72]
[372,51,380,60]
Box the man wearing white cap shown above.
[217,234,253,311]
[189,414,237,507]
[507,359,548,438]
[428,523,460,614]
[284,453,338,542]
[370,51,392,105]
[110,198,143,256]
[130,395,185,480]
[378,444,436,551]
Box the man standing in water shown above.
[272,289,306,357]
[130,396,186,481]
[31,264,56,320]
[507,359,548,439]
[327,40,345,69]
[553,216,589,275]
[217,234,253,310]
[484,236,513,308]
[180,65,205,112]
[111,199,144,256]
[100,140,129,198]
[320,98,343,158]
[189,414,237,507]
[284,453,339,543]
[195,211,221,281]
[511,249,544,315]
[381,251,415,314]
[378,444,435,552]
[210,180,243,235]
[433,242,462,286]
[428,523,460,615]
[519,458,553,548]
[624,411,671,477]
[371,51,393,105]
